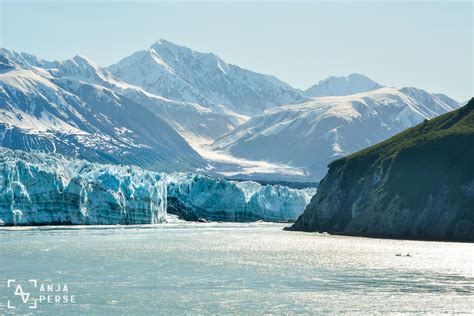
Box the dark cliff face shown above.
[288,98,474,242]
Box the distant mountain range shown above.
[288,98,474,241]
[213,87,459,179]
[0,40,462,180]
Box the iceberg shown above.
[0,148,316,225]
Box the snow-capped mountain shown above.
[107,39,303,115]
[53,54,247,141]
[304,73,383,97]
[0,44,463,181]
[0,50,206,171]
[212,87,460,180]
[1,49,244,141]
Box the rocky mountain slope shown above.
[213,87,460,180]
[287,99,474,241]
[1,48,244,142]
[48,54,247,140]
[107,39,303,115]
[0,50,206,171]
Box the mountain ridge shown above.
[304,73,382,97]
[0,52,206,171]
[107,39,304,115]
[0,42,464,181]
[212,86,460,180]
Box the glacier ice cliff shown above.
[167,174,316,222]
[0,148,316,225]
[0,149,168,225]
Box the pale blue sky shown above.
[1,1,472,101]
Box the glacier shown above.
[167,174,316,222]
[0,148,316,225]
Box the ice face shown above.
[0,148,316,225]
[166,174,317,222]
[0,149,168,225]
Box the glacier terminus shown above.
[0,148,316,226]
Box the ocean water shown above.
[0,223,472,314]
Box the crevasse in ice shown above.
[0,148,316,225]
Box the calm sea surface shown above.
[0,223,472,314]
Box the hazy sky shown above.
[1,1,472,101]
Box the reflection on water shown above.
[0,223,473,314]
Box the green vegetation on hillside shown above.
[290,98,474,241]
[333,98,474,211]
[333,98,474,168]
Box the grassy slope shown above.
[333,98,474,166]
[331,98,474,210]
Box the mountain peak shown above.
[150,38,189,52]
[108,40,303,115]
[71,54,95,66]
[149,39,221,62]
[0,49,16,69]
[305,73,382,98]
[0,48,45,69]
[151,38,174,47]
[48,54,114,84]
[346,73,375,81]
[60,54,100,74]
[67,55,103,74]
